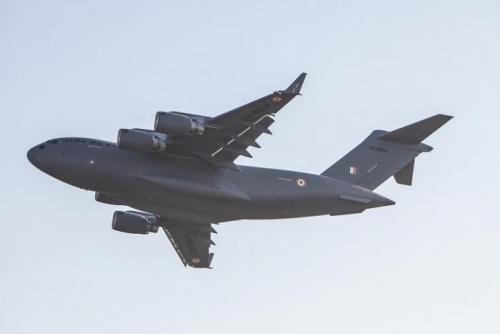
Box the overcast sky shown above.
[1,0,499,333]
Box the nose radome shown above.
[27,146,39,166]
[27,144,47,171]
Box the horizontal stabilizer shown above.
[321,114,452,190]
[380,114,453,145]
[393,159,414,186]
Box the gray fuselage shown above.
[27,137,394,223]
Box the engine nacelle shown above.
[117,129,167,152]
[112,211,159,234]
[154,112,205,135]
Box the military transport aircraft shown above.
[27,73,452,268]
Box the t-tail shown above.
[321,114,453,190]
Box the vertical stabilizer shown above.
[321,114,452,190]
[393,159,415,186]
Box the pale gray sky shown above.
[1,1,499,333]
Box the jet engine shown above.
[117,129,167,152]
[154,112,205,135]
[112,211,159,234]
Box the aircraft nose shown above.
[27,140,77,181]
[27,144,46,169]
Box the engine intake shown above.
[112,211,159,234]
[155,112,204,135]
[117,129,167,152]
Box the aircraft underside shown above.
[28,73,451,268]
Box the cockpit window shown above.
[38,144,45,149]
[62,138,88,143]
[48,140,58,144]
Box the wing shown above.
[167,73,306,169]
[162,222,217,269]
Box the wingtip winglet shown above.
[285,72,307,94]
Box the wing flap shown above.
[162,222,217,269]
